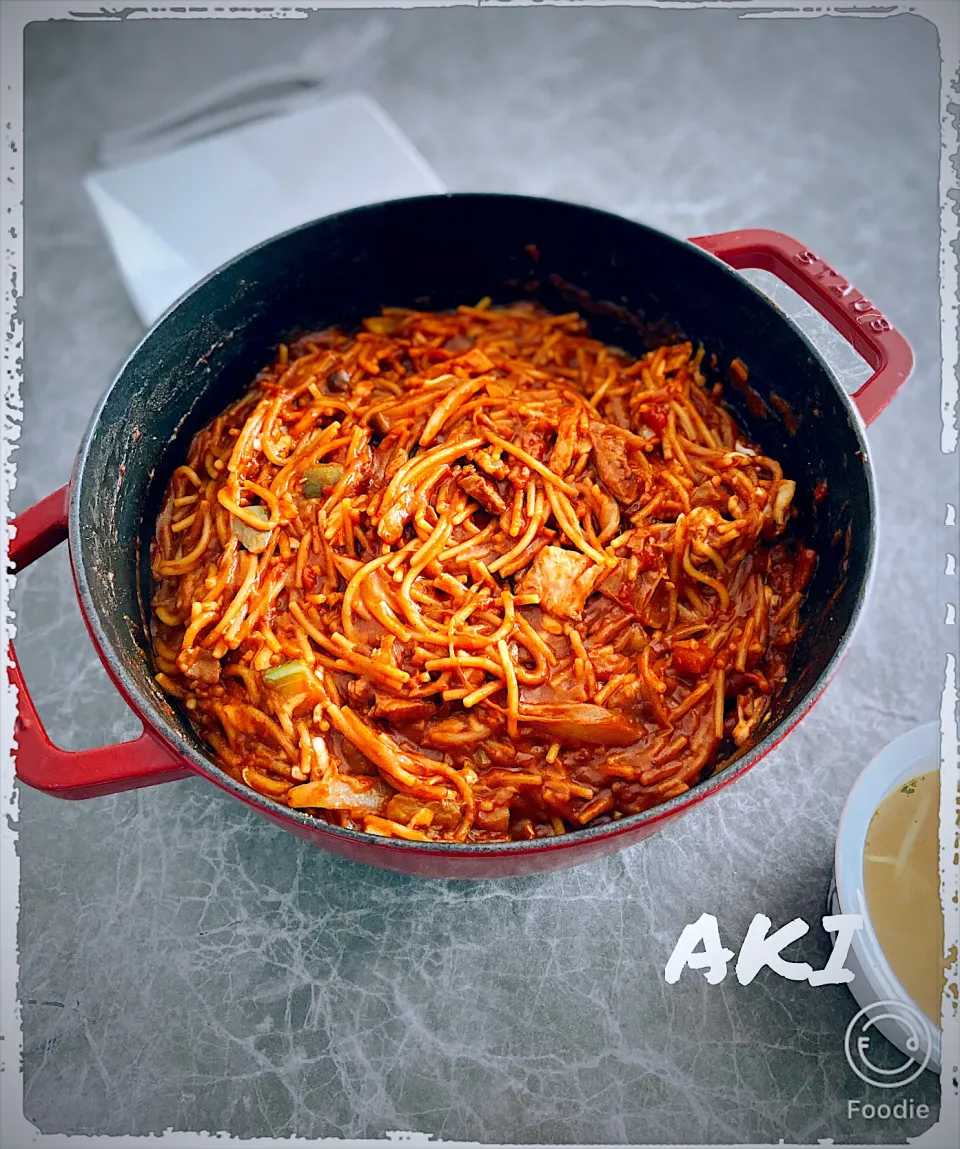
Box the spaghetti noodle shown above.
[150,302,815,843]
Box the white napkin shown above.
[85,92,445,326]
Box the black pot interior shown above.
[73,194,872,797]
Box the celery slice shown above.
[302,464,343,498]
[262,660,310,698]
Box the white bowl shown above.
[830,722,942,1079]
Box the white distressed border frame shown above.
[0,1,956,1147]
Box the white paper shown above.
[85,93,446,326]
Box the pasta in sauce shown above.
[150,301,815,843]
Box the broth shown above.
[863,770,943,1024]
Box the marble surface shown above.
[12,6,953,1144]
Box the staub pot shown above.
[10,194,912,878]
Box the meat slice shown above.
[178,647,220,684]
[514,545,603,621]
[371,693,437,724]
[457,467,507,514]
[588,648,633,680]
[588,422,642,503]
[598,561,664,619]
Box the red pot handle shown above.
[8,485,192,799]
[688,228,913,425]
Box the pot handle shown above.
[688,228,913,425]
[8,485,192,800]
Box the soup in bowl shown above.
[831,722,944,1074]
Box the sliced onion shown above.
[519,703,641,746]
[286,774,392,811]
[231,504,271,552]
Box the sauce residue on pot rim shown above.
[863,770,944,1024]
[728,357,769,420]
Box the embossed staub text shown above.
[794,249,893,334]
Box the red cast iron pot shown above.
[9,195,912,879]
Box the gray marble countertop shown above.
[12,6,952,1144]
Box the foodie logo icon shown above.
[844,999,933,1088]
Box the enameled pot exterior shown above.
[9,195,912,878]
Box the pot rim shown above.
[67,192,879,857]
